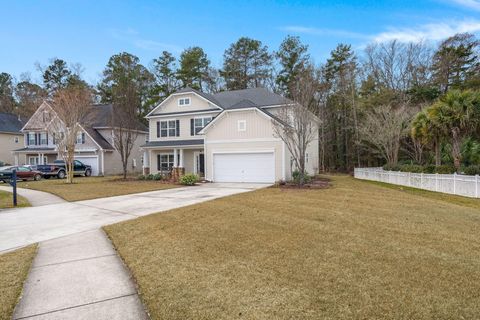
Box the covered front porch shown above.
[143,147,205,178]
[13,147,58,166]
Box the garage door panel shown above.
[74,157,99,176]
[213,152,274,183]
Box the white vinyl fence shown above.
[354,167,480,198]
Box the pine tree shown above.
[177,47,211,91]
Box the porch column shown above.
[179,149,184,167]
[143,150,150,175]
[37,153,42,165]
[173,148,178,168]
[14,154,19,166]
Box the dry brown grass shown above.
[105,175,480,320]
[19,176,178,201]
[0,245,37,320]
[0,190,30,209]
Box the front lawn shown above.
[19,176,178,201]
[0,190,30,209]
[0,245,37,320]
[105,175,480,320]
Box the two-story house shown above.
[142,87,319,183]
[13,101,147,176]
[0,112,25,165]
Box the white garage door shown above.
[75,156,99,176]
[213,152,275,183]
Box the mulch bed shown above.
[279,176,331,189]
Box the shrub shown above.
[434,165,456,174]
[382,164,401,171]
[399,164,424,173]
[422,165,436,174]
[180,173,198,186]
[292,170,312,184]
[152,173,162,181]
[145,174,155,180]
[137,174,146,180]
[462,165,480,176]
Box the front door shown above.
[195,153,205,176]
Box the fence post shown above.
[476,175,479,198]
[435,173,439,192]
[408,172,411,187]
[453,173,456,195]
[420,173,423,188]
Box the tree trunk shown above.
[451,128,462,171]
[434,138,441,166]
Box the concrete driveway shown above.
[0,183,268,252]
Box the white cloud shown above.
[108,28,182,53]
[281,26,368,39]
[372,19,480,43]
[449,0,480,10]
[282,19,480,44]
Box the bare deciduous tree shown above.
[358,104,412,166]
[48,86,93,183]
[111,108,140,180]
[273,69,320,184]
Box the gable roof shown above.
[0,113,26,134]
[213,88,290,109]
[147,87,291,117]
[89,104,148,132]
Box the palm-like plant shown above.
[427,90,480,171]
[411,110,443,165]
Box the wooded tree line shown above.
[1,33,479,172]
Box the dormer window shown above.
[178,97,191,106]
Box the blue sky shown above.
[1,0,480,84]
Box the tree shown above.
[427,90,480,170]
[0,72,16,113]
[221,37,272,90]
[275,35,310,97]
[177,47,212,91]
[98,52,154,117]
[98,52,153,178]
[15,80,47,117]
[48,86,93,183]
[150,51,179,104]
[432,33,479,93]
[272,68,320,185]
[42,59,72,95]
[358,104,412,166]
[411,110,443,165]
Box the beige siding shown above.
[102,133,146,175]
[206,109,276,141]
[154,93,219,114]
[148,111,219,142]
[0,133,23,164]
[148,148,202,175]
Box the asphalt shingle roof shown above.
[0,113,26,133]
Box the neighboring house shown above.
[142,87,319,183]
[13,101,147,176]
[0,112,25,165]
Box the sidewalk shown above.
[13,229,148,320]
[0,185,65,207]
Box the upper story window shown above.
[157,120,180,138]
[28,132,36,145]
[76,132,85,144]
[192,117,213,135]
[40,132,48,145]
[42,111,51,123]
[178,97,191,106]
[14,136,19,143]
[237,120,247,132]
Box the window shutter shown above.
[176,120,180,137]
[156,121,160,138]
[26,134,30,146]
[35,133,38,145]
[82,133,86,144]
[190,119,194,136]
[157,154,161,171]
[52,133,55,145]
[46,133,48,145]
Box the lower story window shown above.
[157,154,174,171]
[28,156,47,165]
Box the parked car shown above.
[35,160,92,179]
[0,165,43,182]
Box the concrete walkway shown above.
[0,183,268,252]
[0,185,66,207]
[13,229,148,320]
